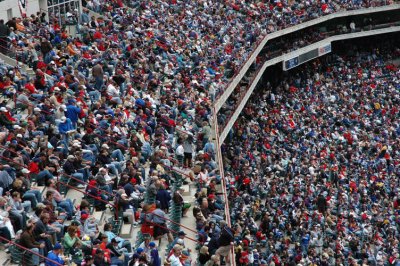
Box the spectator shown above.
[149,241,161,266]
[8,191,28,232]
[215,221,234,265]
[45,243,64,266]
[47,180,75,219]
[33,212,54,254]
[20,222,46,266]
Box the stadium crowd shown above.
[0,0,398,266]
[220,39,400,265]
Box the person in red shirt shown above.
[93,29,103,40]
[96,235,112,263]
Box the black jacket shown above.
[0,23,10,37]
[106,243,122,257]
[63,160,77,175]
[218,226,233,247]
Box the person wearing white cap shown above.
[101,143,125,162]
[0,106,15,127]
[54,105,66,120]
[18,169,43,209]
[58,116,74,148]
[49,87,62,108]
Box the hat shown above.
[93,239,101,245]
[13,125,21,129]
[53,243,62,250]
[27,217,39,224]
[173,245,183,251]
[16,134,23,138]
[136,247,144,254]
[111,238,120,243]
[36,203,46,208]
[0,107,7,112]
[21,168,30,174]
[101,144,110,149]
[178,231,186,236]
[34,107,41,112]
[149,242,156,248]
[54,87,60,92]
[67,155,75,160]
[60,116,67,122]
[177,239,184,245]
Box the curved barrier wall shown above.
[217,25,400,145]
[214,4,400,114]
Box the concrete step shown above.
[93,211,104,225]
[88,9,103,19]
[0,53,35,78]
[180,184,191,196]
[119,223,132,238]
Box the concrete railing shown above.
[213,3,400,114]
[218,25,400,145]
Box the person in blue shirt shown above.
[46,243,65,266]
[58,116,74,149]
[149,242,161,266]
[58,116,73,135]
[66,99,81,129]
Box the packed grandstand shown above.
[0,0,399,266]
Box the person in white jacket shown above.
[0,197,15,239]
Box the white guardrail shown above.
[218,25,400,145]
[214,3,400,114]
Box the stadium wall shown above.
[214,3,400,114]
[218,26,400,145]
[0,0,43,20]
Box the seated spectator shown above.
[63,155,86,188]
[63,226,84,264]
[45,243,65,266]
[19,222,46,266]
[106,237,129,266]
[0,197,15,241]
[103,223,132,252]
[8,191,29,232]
[10,171,42,209]
[33,212,54,254]
[46,180,75,219]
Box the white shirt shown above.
[176,145,184,156]
[107,84,119,97]
[169,254,183,266]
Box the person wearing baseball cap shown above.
[46,243,64,266]
[149,242,161,266]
